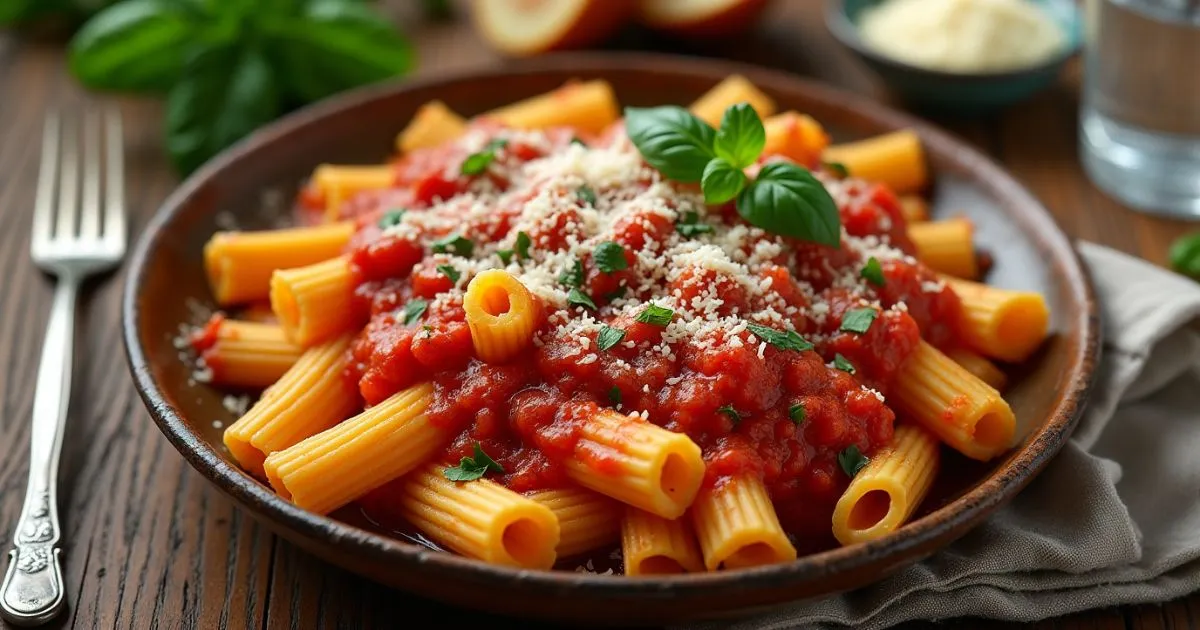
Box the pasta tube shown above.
[197,319,302,389]
[621,507,704,575]
[400,464,560,569]
[396,100,468,153]
[689,74,777,127]
[311,164,396,221]
[270,255,356,347]
[264,382,445,515]
[831,425,940,545]
[945,347,1008,391]
[484,79,619,135]
[528,487,621,558]
[691,474,797,570]
[908,218,978,279]
[823,129,928,194]
[564,410,705,520]
[891,340,1016,461]
[898,195,930,223]
[203,222,355,306]
[942,277,1051,363]
[762,111,829,167]
[463,270,539,363]
[223,334,356,477]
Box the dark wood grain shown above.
[0,1,1195,628]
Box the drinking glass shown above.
[1080,0,1200,217]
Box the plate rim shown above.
[121,51,1101,599]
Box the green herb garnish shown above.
[718,404,741,425]
[675,210,714,237]
[567,288,597,310]
[378,209,405,229]
[597,325,626,351]
[635,304,673,327]
[496,249,513,265]
[789,403,806,425]
[577,185,597,206]
[745,323,814,352]
[823,161,850,178]
[838,445,869,478]
[431,233,474,257]
[608,386,622,405]
[1170,232,1200,279]
[443,443,505,482]
[834,354,856,374]
[558,258,584,288]
[840,308,878,334]
[402,299,428,325]
[436,264,460,284]
[515,230,532,260]
[861,257,886,287]
[593,241,628,273]
[461,138,508,175]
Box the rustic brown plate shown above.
[122,53,1099,624]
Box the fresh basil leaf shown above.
[838,445,869,477]
[676,210,714,237]
[431,234,473,257]
[166,45,281,174]
[861,256,886,287]
[597,325,626,351]
[701,158,747,205]
[736,162,841,247]
[436,264,460,284]
[823,161,850,178]
[714,103,766,169]
[745,322,814,352]
[567,288,597,310]
[558,258,584,288]
[593,241,628,273]
[515,230,531,260]
[840,308,878,334]
[834,353,856,374]
[443,442,505,482]
[577,185,597,207]
[259,0,414,103]
[789,403,806,425]
[69,0,204,94]
[378,209,405,228]
[402,299,427,325]
[496,249,513,265]
[624,106,716,182]
[1169,232,1200,279]
[635,304,673,327]
[718,404,741,425]
[608,386,622,406]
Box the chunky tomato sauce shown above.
[300,123,964,540]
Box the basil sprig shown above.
[68,0,414,174]
[625,104,841,247]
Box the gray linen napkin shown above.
[685,242,1200,630]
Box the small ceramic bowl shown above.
[826,0,1083,113]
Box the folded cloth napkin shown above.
[684,243,1200,630]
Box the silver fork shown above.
[0,110,125,627]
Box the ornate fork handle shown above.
[1,281,75,626]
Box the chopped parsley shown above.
[402,299,427,325]
[788,403,806,425]
[431,233,474,257]
[745,322,814,352]
[834,353,856,374]
[608,386,622,406]
[718,405,741,425]
[635,304,673,327]
[593,241,628,273]
[558,258,584,288]
[597,325,626,351]
[567,288,597,310]
[823,161,850,178]
[860,257,886,287]
[378,209,405,228]
[496,249,514,265]
[460,138,508,175]
[577,185,597,206]
[840,308,878,334]
[443,443,506,482]
[675,210,714,237]
[838,445,869,478]
[515,231,532,260]
[436,264,460,284]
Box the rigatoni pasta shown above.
[190,75,1052,575]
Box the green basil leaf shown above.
[861,256,886,287]
[69,0,207,94]
[496,249,514,265]
[714,103,766,169]
[823,161,850,178]
[558,258,584,288]
[834,353,856,374]
[260,0,414,103]
[431,234,473,257]
[718,404,741,425]
[597,325,626,351]
[737,162,841,247]
[624,106,716,182]
[635,304,673,327]
[567,288,597,311]
[608,386,622,405]
[515,230,531,260]
[166,45,281,174]
[745,322,814,352]
[1169,232,1200,279]
[436,264,460,284]
[593,241,628,273]
[402,299,427,325]
[838,445,869,477]
[443,442,504,482]
[378,209,405,228]
[789,403,806,425]
[675,210,714,237]
[577,185,597,207]
[701,158,747,205]
[839,308,878,334]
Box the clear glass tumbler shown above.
[1080,0,1200,217]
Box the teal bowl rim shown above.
[825,0,1084,82]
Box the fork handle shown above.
[1,280,77,626]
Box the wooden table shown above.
[0,3,1195,629]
